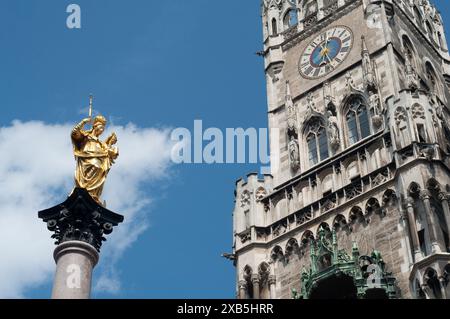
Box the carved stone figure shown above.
[288,135,300,170]
[326,110,340,149]
[369,91,383,129]
[404,49,419,90]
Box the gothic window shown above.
[271,18,278,36]
[345,97,371,145]
[417,123,427,143]
[418,229,427,256]
[283,9,298,28]
[306,120,329,166]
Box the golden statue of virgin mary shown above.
[71,99,119,205]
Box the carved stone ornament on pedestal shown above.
[404,49,419,91]
[326,110,340,150]
[369,92,384,129]
[288,136,301,171]
[38,188,124,252]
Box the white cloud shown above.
[0,120,174,298]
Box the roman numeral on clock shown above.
[342,36,351,43]
[313,68,321,77]
[305,66,314,76]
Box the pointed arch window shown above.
[271,18,278,36]
[346,97,370,145]
[306,120,329,166]
[284,9,298,28]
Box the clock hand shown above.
[325,53,335,68]
[320,32,329,51]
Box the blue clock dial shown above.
[299,26,353,79]
[310,37,342,67]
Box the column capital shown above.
[38,188,124,252]
[251,274,260,284]
[405,197,415,208]
[421,283,430,291]
[238,280,247,289]
[268,275,276,285]
[419,190,431,201]
[438,192,450,202]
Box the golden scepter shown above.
[88,94,93,124]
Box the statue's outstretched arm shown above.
[71,118,90,142]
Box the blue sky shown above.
[1,0,449,299]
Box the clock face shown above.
[299,26,354,79]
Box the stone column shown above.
[238,280,247,300]
[51,241,99,299]
[439,192,450,251]
[251,274,260,300]
[439,277,448,299]
[268,275,276,299]
[405,198,423,261]
[420,190,442,253]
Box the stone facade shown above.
[231,0,450,299]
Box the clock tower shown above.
[230,0,450,299]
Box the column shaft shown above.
[439,193,450,251]
[420,191,442,253]
[405,198,423,261]
[51,241,99,299]
[238,280,247,300]
[251,275,260,299]
[268,276,276,299]
[439,278,447,299]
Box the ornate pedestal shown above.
[38,188,124,299]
